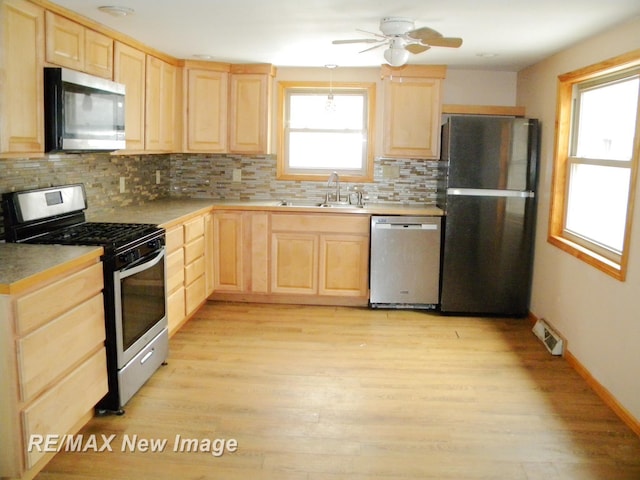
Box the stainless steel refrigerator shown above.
[438,116,540,316]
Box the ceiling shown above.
[52,0,640,71]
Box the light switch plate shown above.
[381,165,400,179]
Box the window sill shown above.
[547,234,624,281]
[276,172,374,183]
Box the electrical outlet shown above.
[119,177,126,193]
[155,170,161,184]
[232,169,242,183]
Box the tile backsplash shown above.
[169,154,440,205]
[1,152,440,238]
[0,153,170,238]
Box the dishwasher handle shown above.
[373,223,438,230]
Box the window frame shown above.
[548,50,640,281]
[276,81,376,182]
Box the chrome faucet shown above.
[327,171,340,203]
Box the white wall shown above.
[443,69,517,105]
[275,66,517,105]
[517,17,640,421]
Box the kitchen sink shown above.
[276,200,361,208]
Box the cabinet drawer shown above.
[184,215,205,243]
[167,286,186,335]
[16,262,103,335]
[184,236,205,265]
[165,226,184,254]
[185,274,206,315]
[17,294,105,402]
[185,255,205,286]
[22,348,107,468]
[166,248,185,293]
[271,213,369,234]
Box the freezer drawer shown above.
[369,216,441,308]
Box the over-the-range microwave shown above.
[44,67,126,152]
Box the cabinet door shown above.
[160,61,177,151]
[271,232,318,294]
[249,212,269,293]
[319,234,369,297]
[145,56,176,152]
[186,68,228,152]
[204,213,214,296]
[0,0,44,154]
[114,42,146,151]
[167,286,186,336]
[212,212,244,292]
[45,11,84,70]
[382,76,442,158]
[229,73,269,153]
[84,28,113,79]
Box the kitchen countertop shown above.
[88,198,444,227]
[0,244,103,295]
[1,199,441,292]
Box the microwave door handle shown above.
[119,248,165,279]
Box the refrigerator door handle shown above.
[447,188,535,198]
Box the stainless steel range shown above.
[2,184,168,414]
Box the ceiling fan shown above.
[332,17,463,67]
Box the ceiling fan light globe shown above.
[383,47,409,67]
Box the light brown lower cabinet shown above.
[319,233,369,297]
[271,232,318,294]
[0,257,108,479]
[164,211,212,337]
[210,211,369,305]
[211,211,269,294]
[270,213,369,300]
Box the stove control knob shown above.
[147,239,161,250]
[119,251,136,264]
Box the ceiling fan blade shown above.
[405,43,430,54]
[406,26,442,42]
[359,43,386,54]
[332,38,380,45]
[425,37,463,48]
[356,28,387,39]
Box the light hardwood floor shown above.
[37,302,640,479]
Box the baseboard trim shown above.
[528,311,640,436]
[564,350,640,437]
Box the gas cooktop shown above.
[2,184,164,255]
[27,222,162,250]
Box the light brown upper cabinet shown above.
[183,62,229,153]
[0,0,45,155]
[229,64,275,154]
[114,42,146,151]
[145,55,177,152]
[45,11,113,79]
[381,64,446,159]
[84,28,113,79]
[182,62,275,154]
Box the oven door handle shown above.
[119,248,165,280]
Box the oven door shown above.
[113,247,167,369]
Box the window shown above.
[277,82,375,182]
[549,51,640,280]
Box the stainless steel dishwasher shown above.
[369,216,441,309]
